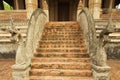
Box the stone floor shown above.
[107,60,120,80]
[0,59,14,80]
[0,59,120,80]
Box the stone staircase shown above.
[29,22,93,80]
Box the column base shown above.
[12,64,30,80]
[92,64,111,80]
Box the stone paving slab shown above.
[0,59,14,80]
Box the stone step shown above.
[29,76,93,80]
[43,29,83,36]
[32,57,90,63]
[37,48,86,50]
[42,31,82,34]
[30,69,92,77]
[39,43,85,47]
[45,22,79,27]
[34,53,89,58]
[39,44,86,48]
[31,62,91,70]
[39,46,85,49]
[43,27,81,29]
[44,29,81,31]
[43,30,82,32]
[45,26,80,28]
[41,36,83,39]
[44,28,81,30]
[39,40,85,44]
[36,49,87,53]
[41,39,84,41]
[36,48,87,53]
[42,32,83,35]
[38,43,86,49]
[29,21,93,79]
[44,26,80,28]
[43,35,83,40]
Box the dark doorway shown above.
[49,0,79,21]
[58,1,70,21]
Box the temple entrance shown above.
[49,0,79,21]
[58,1,70,21]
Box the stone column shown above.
[41,0,49,21]
[14,0,19,10]
[109,0,114,13]
[25,0,38,19]
[89,0,102,19]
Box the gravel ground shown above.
[0,59,120,80]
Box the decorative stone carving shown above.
[12,9,47,80]
[77,8,111,80]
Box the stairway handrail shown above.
[77,8,111,80]
[77,8,111,67]
[77,8,97,63]
[12,8,47,70]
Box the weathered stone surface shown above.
[32,57,90,63]
[29,76,93,80]
[30,21,93,80]
[77,8,111,80]
[30,69,92,77]
[12,9,47,80]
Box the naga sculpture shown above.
[1,17,28,69]
[78,8,114,80]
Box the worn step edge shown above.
[36,49,87,53]
[30,69,92,77]
[29,76,93,80]
[32,57,90,62]
[34,53,89,58]
[36,47,87,49]
[31,62,91,70]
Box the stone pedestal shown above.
[92,64,111,80]
[14,0,19,10]
[12,65,30,80]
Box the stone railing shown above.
[77,8,111,80]
[0,10,27,21]
[12,9,48,80]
